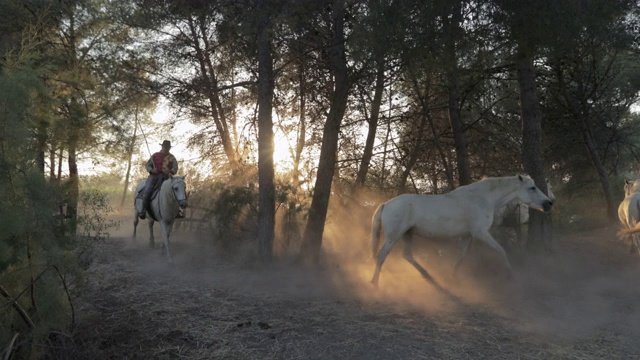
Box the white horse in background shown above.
[617,179,640,256]
[493,178,556,244]
[133,176,188,263]
[370,175,554,288]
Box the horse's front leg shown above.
[473,229,513,277]
[148,219,155,247]
[133,214,139,240]
[159,221,173,263]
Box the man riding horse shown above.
[138,140,181,219]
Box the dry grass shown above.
[57,219,640,360]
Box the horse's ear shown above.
[518,174,524,182]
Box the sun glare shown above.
[272,129,294,173]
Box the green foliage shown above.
[180,179,304,256]
[0,11,119,358]
[207,182,259,252]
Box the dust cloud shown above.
[109,196,640,344]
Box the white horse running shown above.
[370,175,554,287]
[617,179,640,256]
[133,176,188,263]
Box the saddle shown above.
[135,178,184,221]
[135,180,164,221]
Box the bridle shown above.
[171,177,188,206]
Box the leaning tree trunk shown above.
[516,41,553,253]
[575,116,617,222]
[120,116,138,209]
[301,0,349,263]
[396,115,427,195]
[555,69,618,223]
[187,17,243,174]
[256,0,276,260]
[354,60,385,193]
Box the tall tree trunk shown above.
[49,145,56,182]
[409,71,454,189]
[301,0,349,263]
[120,114,138,209]
[57,147,63,184]
[293,60,306,189]
[443,0,471,187]
[67,133,79,236]
[256,0,275,260]
[380,117,391,188]
[354,60,385,192]
[516,41,552,253]
[35,120,47,175]
[66,8,79,236]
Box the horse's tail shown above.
[619,200,640,237]
[619,222,640,237]
[371,203,385,259]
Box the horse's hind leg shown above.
[402,236,445,292]
[148,219,155,247]
[371,232,399,287]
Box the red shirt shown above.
[146,151,178,175]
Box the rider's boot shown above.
[139,195,149,219]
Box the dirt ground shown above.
[62,216,640,360]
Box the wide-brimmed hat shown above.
[160,140,172,148]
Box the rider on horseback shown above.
[138,140,178,219]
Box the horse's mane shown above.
[456,175,527,193]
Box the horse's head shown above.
[515,175,553,213]
[624,179,640,197]
[171,176,189,209]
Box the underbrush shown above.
[0,182,118,359]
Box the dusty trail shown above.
[64,218,640,359]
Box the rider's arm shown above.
[146,156,156,174]
[169,154,178,175]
